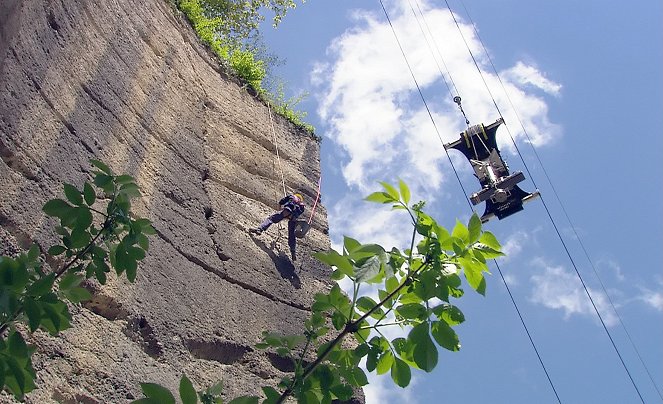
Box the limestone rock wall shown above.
[0,0,334,402]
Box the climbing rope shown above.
[267,102,287,197]
[267,102,287,241]
[307,176,321,226]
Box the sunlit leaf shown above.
[364,192,393,204]
[376,351,394,375]
[398,179,411,205]
[451,219,469,244]
[355,256,381,283]
[379,181,400,201]
[467,213,482,244]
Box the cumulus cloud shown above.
[312,0,560,204]
[529,261,619,326]
[364,372,418,404]
[636,278,663,311]
[502,61,562,96]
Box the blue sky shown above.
[261,1,662,403]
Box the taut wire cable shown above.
[450,0,649,401]
[379,1,561,402]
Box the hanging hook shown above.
[453,96,470,126]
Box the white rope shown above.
[267,102,287,197]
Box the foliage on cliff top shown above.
[176,0,316,135]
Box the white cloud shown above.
[501,230,529,260]
[597,258,626,282]
[529,261,619,326]
[312,0,561,247]
[637,278,663,311]
[502,61,562,96]
[639,290,663,311]
[364,372,418,404]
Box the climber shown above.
[250,193,305,261]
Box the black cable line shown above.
[378,0,472,211]
[378,1,562,402]
[455,3,663,400]
[451,0,649,402]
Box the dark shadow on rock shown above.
[249,234,301,289]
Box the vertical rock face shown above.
[0,0,335,402]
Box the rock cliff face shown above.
[0,0,335,402]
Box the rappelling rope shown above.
[267,102,287,241]
[307,176,321,225]
[268,102,288,197]
[380,1,561,402]
[450,0,648,401]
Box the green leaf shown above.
[48,245,67,256]
[94,174,114,193]
[431,320,460,351]
[178,375,197,404]
[395,303,427,320]
[330,383,353,401]
[205,381,223,396]
[75,207,93,231]
[27,273,55,296]
[69,226,91,249]
[379,181,400,201]
[355,296,383,319]
[8,330,29,359]
[42,199,73,218]
[343,236,361,254]
[83,181,96,206]
[479,231,501,250]
[127,246,146,261]
[331,310,346,331]
[355,255,381,283]
[432,304,465,326]
[59,273,83,291]
[90,159,112,175]
[398,179,411,205]
[140,383,175,404]
[115,174,135,184]
[120,183,141,197]
[467,213,482,244]
[461,258,486,295]
[409,322,438,372]
[390,357,411,388]
[27,244,40,262]
[473,243,504,259]
[262,386,280,404]
[228,396,259,404]
[24,298,42,332]
[63,287,92,303]
[313,250,354,278]
[451,219,469,244]
[364,192,394,204]
[5,356,34,399]
[376,350,394,375]
[63,183,84,206]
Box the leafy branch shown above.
[133,180,504,403]
[0,160,154,400]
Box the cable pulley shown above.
[453,96,470,125]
